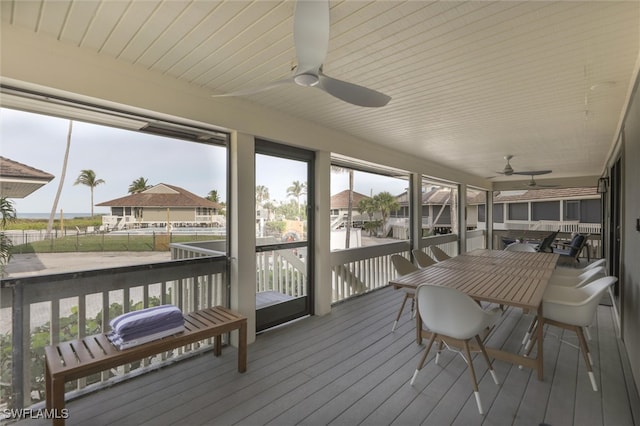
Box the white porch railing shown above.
[329,233,462,303]
[0,256,227,410]
[465,229,487,251]
[256,249,307,298]
[531,220,602,234]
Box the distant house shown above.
[393,186,601,235]
[96,183,223,230]
[330,190,372,229]
[472,187,601,232]
[0,156,54,198]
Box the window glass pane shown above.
[478,204,486,222]
[421,179,459,236]
[1,107,228,275]
[256,154,308,245]
[564,200,580,220]
[531,201,560,220]
[581,199,601,223]
[508,202,528,220]
[330,165,408,250]
[466,188,485,228]
[493,203,504,223]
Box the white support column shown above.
[229,131,256,344]
[314,151,332,316]
[459,183,467,253]
[411,174,422,251]
[487,190,495,249]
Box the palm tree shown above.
[358,197,377,236]
[255,185,270,207]
[47,120,73,235]
[332,166,354,248]
[128,177,150,194]
[373,191,400,237]
[0,197,17,275]
[74,169,105,217]
[206,189,220,203]
[287,180,307,216]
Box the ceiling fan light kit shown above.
[294,73,320,87]
[212,0,391,108]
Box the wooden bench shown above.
[44,306,247,425]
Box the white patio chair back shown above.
[553,259,606,277]
[505,242,537,252]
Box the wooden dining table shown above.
[390,248,560,380]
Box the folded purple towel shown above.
[110,305,184,340]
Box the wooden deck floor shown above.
[17,286,640,426]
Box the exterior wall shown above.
[143,208,193,222]
[622,76,640,392]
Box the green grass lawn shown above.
[6,217,226,254]
[11,233,225,254]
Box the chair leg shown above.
[525,324,539,357]
[576,326,598,391]
[475,335,500,386]
[392,293,410,332]
[584,325,592,341]
[522,316,538,347]
[435,339,444,365]
[410,332,438,386]
[462,340,483,415]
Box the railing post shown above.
[11,283,24,409]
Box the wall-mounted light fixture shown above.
[597,177,609,194]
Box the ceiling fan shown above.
[212,0,391,108]
[496,155,552,176]
[524,175,558,188]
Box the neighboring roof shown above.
[492,187,599,203]
[97,183,221,209]
[0,156,55,198]
[397,188,477,206]
[330,190,370,209]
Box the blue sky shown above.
[1,107,408,215]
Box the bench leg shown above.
[45,362,52,411]
[214,335,222,357]
[51,377,66,426]
[238,321,247,373]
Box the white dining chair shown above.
[525,276,618,391]
[552,258,606,277]
[522,266,608,346]
[412,249,437,268]
[549,266,606,287]
[390,254,419,331]
[410,284,501,415]
[504,242,537,252]
[429,245,451,262]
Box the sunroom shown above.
[1,1,639,425]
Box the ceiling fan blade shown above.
[294,0,330,72]
[211,78,293,98]
[512,170,552,176]
[317,73,391,107]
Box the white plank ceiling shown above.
[1,0,639,185]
